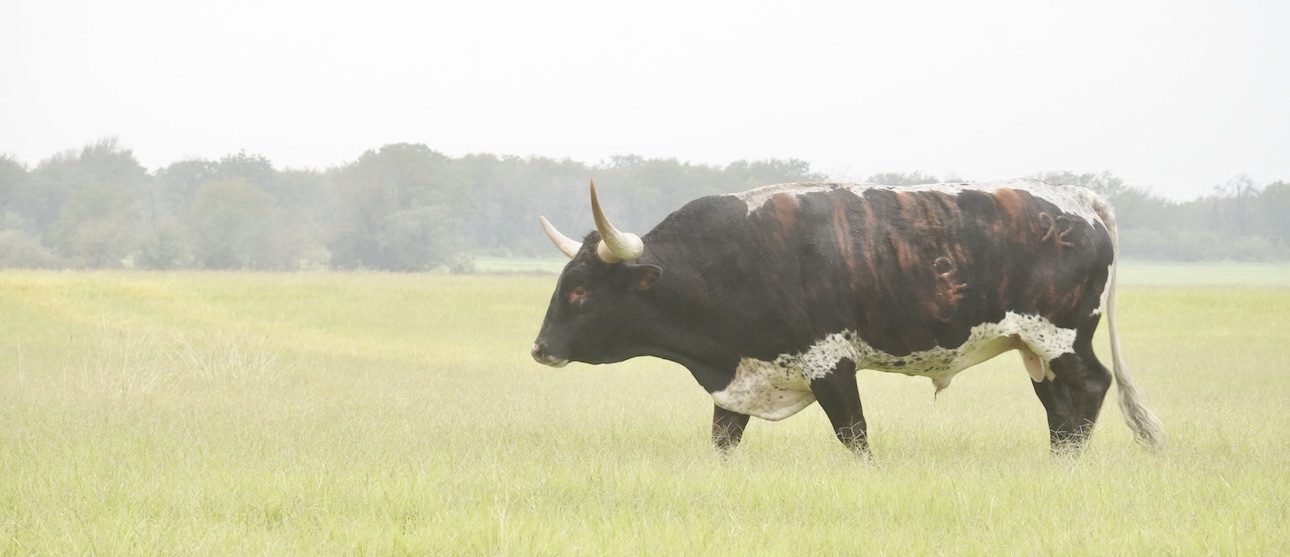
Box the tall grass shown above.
[1,270,1287,554]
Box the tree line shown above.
[1,138,1287,271]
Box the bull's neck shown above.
[634,241,742,392]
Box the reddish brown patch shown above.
[917,192,955,231]
[892,237,920,272]
[832,197,861,292]
[992,188,1029,221]
[770,193,798,232]
[895,191,920,225]
[857,196,877,271]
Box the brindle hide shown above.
[531,180,1164,457]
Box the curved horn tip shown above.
[539,215,581,259]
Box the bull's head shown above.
[530,180,663,367]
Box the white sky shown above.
[4,0,1288,200]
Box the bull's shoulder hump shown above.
[727,180,1105,224]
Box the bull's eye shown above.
[568,286,588,305]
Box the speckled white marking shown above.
[711,312,1075,420]
[711,359,817,421]
[728,180,1103,226]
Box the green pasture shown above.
[2,267,1288,555]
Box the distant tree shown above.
[1106,185,1174,232]
[588,156,825,233]
[725,159,826,190]
[134,218,189,269]
[151,158,218,220]
[1031,170,1128,197]
[1030,170,1171,231]
[11,139,1287,265]
[866,171,939,186]
[271,169,337,268]
[270,169,336,216]
[1209,175,1259,237]
[48,183,140,267]
[0,154,25,213]
[941,171,968,183]
[0,230,64,268]
[212,152,277,187]
[143,158,221,269]
[328,144,471,271]
[0,156,62,268]
[470,155,594,257]
[187,179,283,269]
[594,156,716,231]
[18,138,148,237]
[1257,181,1290,247]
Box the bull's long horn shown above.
[539,215,581,259]
[589,179,644,263]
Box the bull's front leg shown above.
[712,404,751,454]
[810,359,871,458]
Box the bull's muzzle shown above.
[530,341,569,367]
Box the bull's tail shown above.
[1098,196,1166,449]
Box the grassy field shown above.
[2,268,1288,555]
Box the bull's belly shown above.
[710,358,817,421]
[710,312,1075,421]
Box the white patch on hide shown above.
[711,312,1076,420]
[710,359,818,422]
[1095,261,1115,318]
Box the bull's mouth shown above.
[530,342,570,367]
[535,355,569,368]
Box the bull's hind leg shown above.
[810,359,871,458]
[1030,323,1112,454]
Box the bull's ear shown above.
[626,264,662,291]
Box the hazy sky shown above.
[4,0,1287,200]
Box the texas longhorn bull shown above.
[531,179,1163,456]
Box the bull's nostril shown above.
[530,341,568,367]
